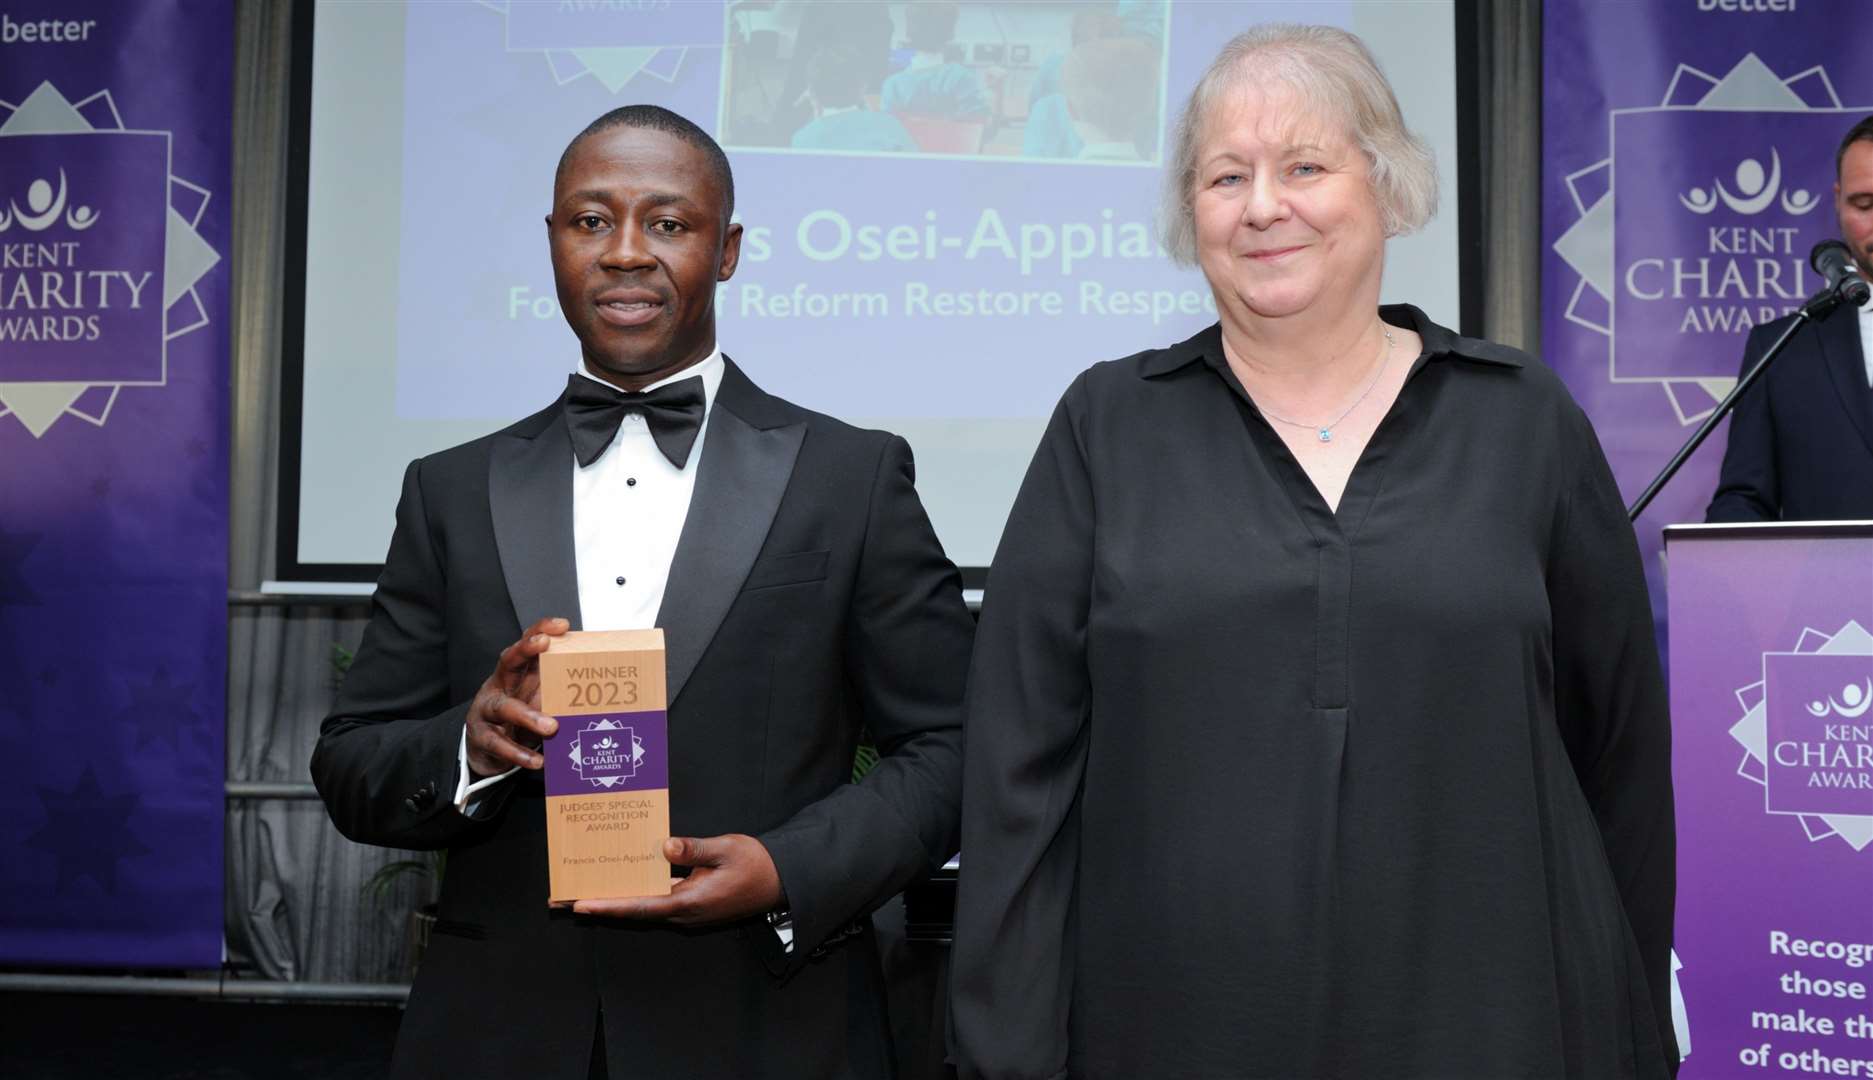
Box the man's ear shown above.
[718,221,744,282]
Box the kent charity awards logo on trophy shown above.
[567,719,648,790]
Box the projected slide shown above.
[297,1,1459,573]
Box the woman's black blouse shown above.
[950,306,1676,1080]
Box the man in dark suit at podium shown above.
[311,106,972,1079]
[1708,116,1873,522]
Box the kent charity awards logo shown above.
[0,81,220,438]
[1,169,118,344]
[566,718,647,789]
[487,0,717,94]
[1551,54,1868,427]
[1729,620,1873,852]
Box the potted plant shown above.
[364,849,445,982]
[335,642,446,981]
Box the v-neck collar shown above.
[1147,306,1513,539]
[1136,305,1523,380]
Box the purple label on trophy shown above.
[1764,653,1873,818]
[544,710,669,797]
[0,130,170,383]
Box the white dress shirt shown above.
[454,348,724,811]
[1859,292,1872,387]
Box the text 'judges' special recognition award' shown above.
[540,630,671,902]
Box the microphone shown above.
[1809,240,1872,307]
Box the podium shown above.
[1663,522,1873,1076]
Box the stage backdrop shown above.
[0,0,230,966]
[1543,2,1873,1076]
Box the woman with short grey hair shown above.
[1160,23,1439,258]
[952,23,1677,1079]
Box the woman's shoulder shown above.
[1392,307,1600,446]
[1070,323,1221,399]
[1464,341,1585,419]
[1414,318,1578,411]
[1434,337,1609,470]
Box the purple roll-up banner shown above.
[1665,526,1873,1077]
[1544,5,1873,1073]
[0,0,230,966]
[1541,0,1873,636]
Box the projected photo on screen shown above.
[291,0,1463,578]
[719,2,1167,164]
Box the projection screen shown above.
[281,0,1470,583]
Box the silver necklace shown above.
[1251,327,1395,444]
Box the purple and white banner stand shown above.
[1543,4,1873,1074]
[1665,524,1872,1078]
[1541,0,1873,632]
[0,1,230,966]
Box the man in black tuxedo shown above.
[1708,115,1873,521]
[311,106,973,1079]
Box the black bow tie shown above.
[564,373,706,470]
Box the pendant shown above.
[1318,428,1332,442]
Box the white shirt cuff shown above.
[455,727,521,816]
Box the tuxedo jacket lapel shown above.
[1818,303,1873,459]
[659,359,805,705]
[489,399,585,632]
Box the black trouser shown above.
[587,1008,606,1080]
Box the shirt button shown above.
[626,477,637,487]
[615,576,627,586]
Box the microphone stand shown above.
[1624,279,1860,523]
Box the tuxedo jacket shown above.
[311,360,973,1080]
[1707,301,1873,521]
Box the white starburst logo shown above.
[1729,620,1873,852]
[0,81,220,438]
[1551,55,1868,428]
[568,718,646,789]
[476,0,716,94]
